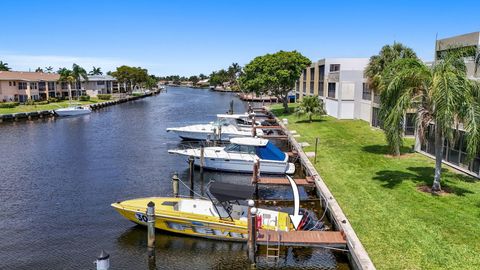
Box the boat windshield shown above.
[224,143,256,154]
[213,118,235,127]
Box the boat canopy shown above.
[256,141,286,161]
[209,182,254,202]
[230,137,268,146]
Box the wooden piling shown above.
[314,137,319,164]
[248,207,258,264]
[252,159,260,199]
[200,146,205,174]
[172,172,179,197]
[146,201,156,253]
[251,115,257,137]
[188,156,195,198]
[229,100,234,115]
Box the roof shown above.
[230,137,269,146]
[86,75,116,81]
[0,71,60,81]
[209,182,254,202]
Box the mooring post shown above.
[218,125,222,142]
[200,145,205,174]
[95,250,110,270]
[248,102,252,113]
[172,172,179,197]
[314,137,319,164]
[251,115,257,137]
[248,206,258,265]
[188,156,195,198]
[146,201,156,260]
[229,100,234,115]
[252,159,260,199]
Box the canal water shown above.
[0,87,349,269]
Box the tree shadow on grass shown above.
[373,166,474,196]
[294,118,326,124]
[362,144,414,155]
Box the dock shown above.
[256,230,347,249]
[257,176,314,186]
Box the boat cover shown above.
[209,182,254,202]
[256,142,286,161]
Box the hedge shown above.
[97,94,111,100]
[0,102,20,108]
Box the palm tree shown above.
[294,96,326,122]
[365,42,418,94]
[0,61,11,71]
[71,63,88,98]
[45,66,54,73]
[89,66,103,75]
[35,67,44,73]
[380,52,480,193]
[58,68,75,100]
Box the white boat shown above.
[166,118,264,141]
[168,137,295,174]
[215,113,260,127]
[54,105,92,117]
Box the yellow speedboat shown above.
[111,182,295,241]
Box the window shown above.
[48,82,56,90]
[373,91,381,104]
[318,82,324,96]
[302,82,306,93]
[372,107,383,128]
[404,113,415,136]
[9,81,12,86]
[310,82,314,94]
[13,82,16,86]
[295,81,300,92]
[327,83,336,98]
[302,69,307,81]
[18,82,27,90]
[329,64,340,72]
[362,83,372,100]
[38,82,46,91]
[97,81,105,85]
[310,68,315,81]
[61,82,68,90]
[318,65,325,80]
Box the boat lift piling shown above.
[251,114,257,137]
[172,172,179,197]
[188,156,195,198]
[146,201,156,258]
[252,159,260,199]
[229,100,234,115]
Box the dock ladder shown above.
[265,230,281,261]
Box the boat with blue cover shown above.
[168,137,295,174]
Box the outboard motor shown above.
[297,209,325,231]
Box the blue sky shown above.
[1,0,479,76]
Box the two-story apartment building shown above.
[0,71,60,102]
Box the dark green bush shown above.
[97,94,111,100]
[25,100,35,105]
[35,100,49,105]
[48,97,59,103]
[0,102,20,108]
[79,95,91,101]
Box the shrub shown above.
[35,100,49,105]
[0,102,20,108]
[48,97,59,103]
[97,94,111,100]
[79,95,91,101]
[25,100,36,105]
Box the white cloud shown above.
[0,52,159,73]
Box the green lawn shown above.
[271,105,480,270]
[0,99,103,114]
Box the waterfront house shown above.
[83,75,119,96]
[0,71,60,102]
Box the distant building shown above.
[83,75,118,96]
[0,71,60,102]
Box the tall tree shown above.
[365,42,418,155]
[0,61,11,71]
[35,67,44,73]
[89,66,103,75]
[380,52,480,193]
[365,42,418,94]
[240,50,311,112]
[72,64,88,97]
[45,66,54,73]
[58,68,75,100]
